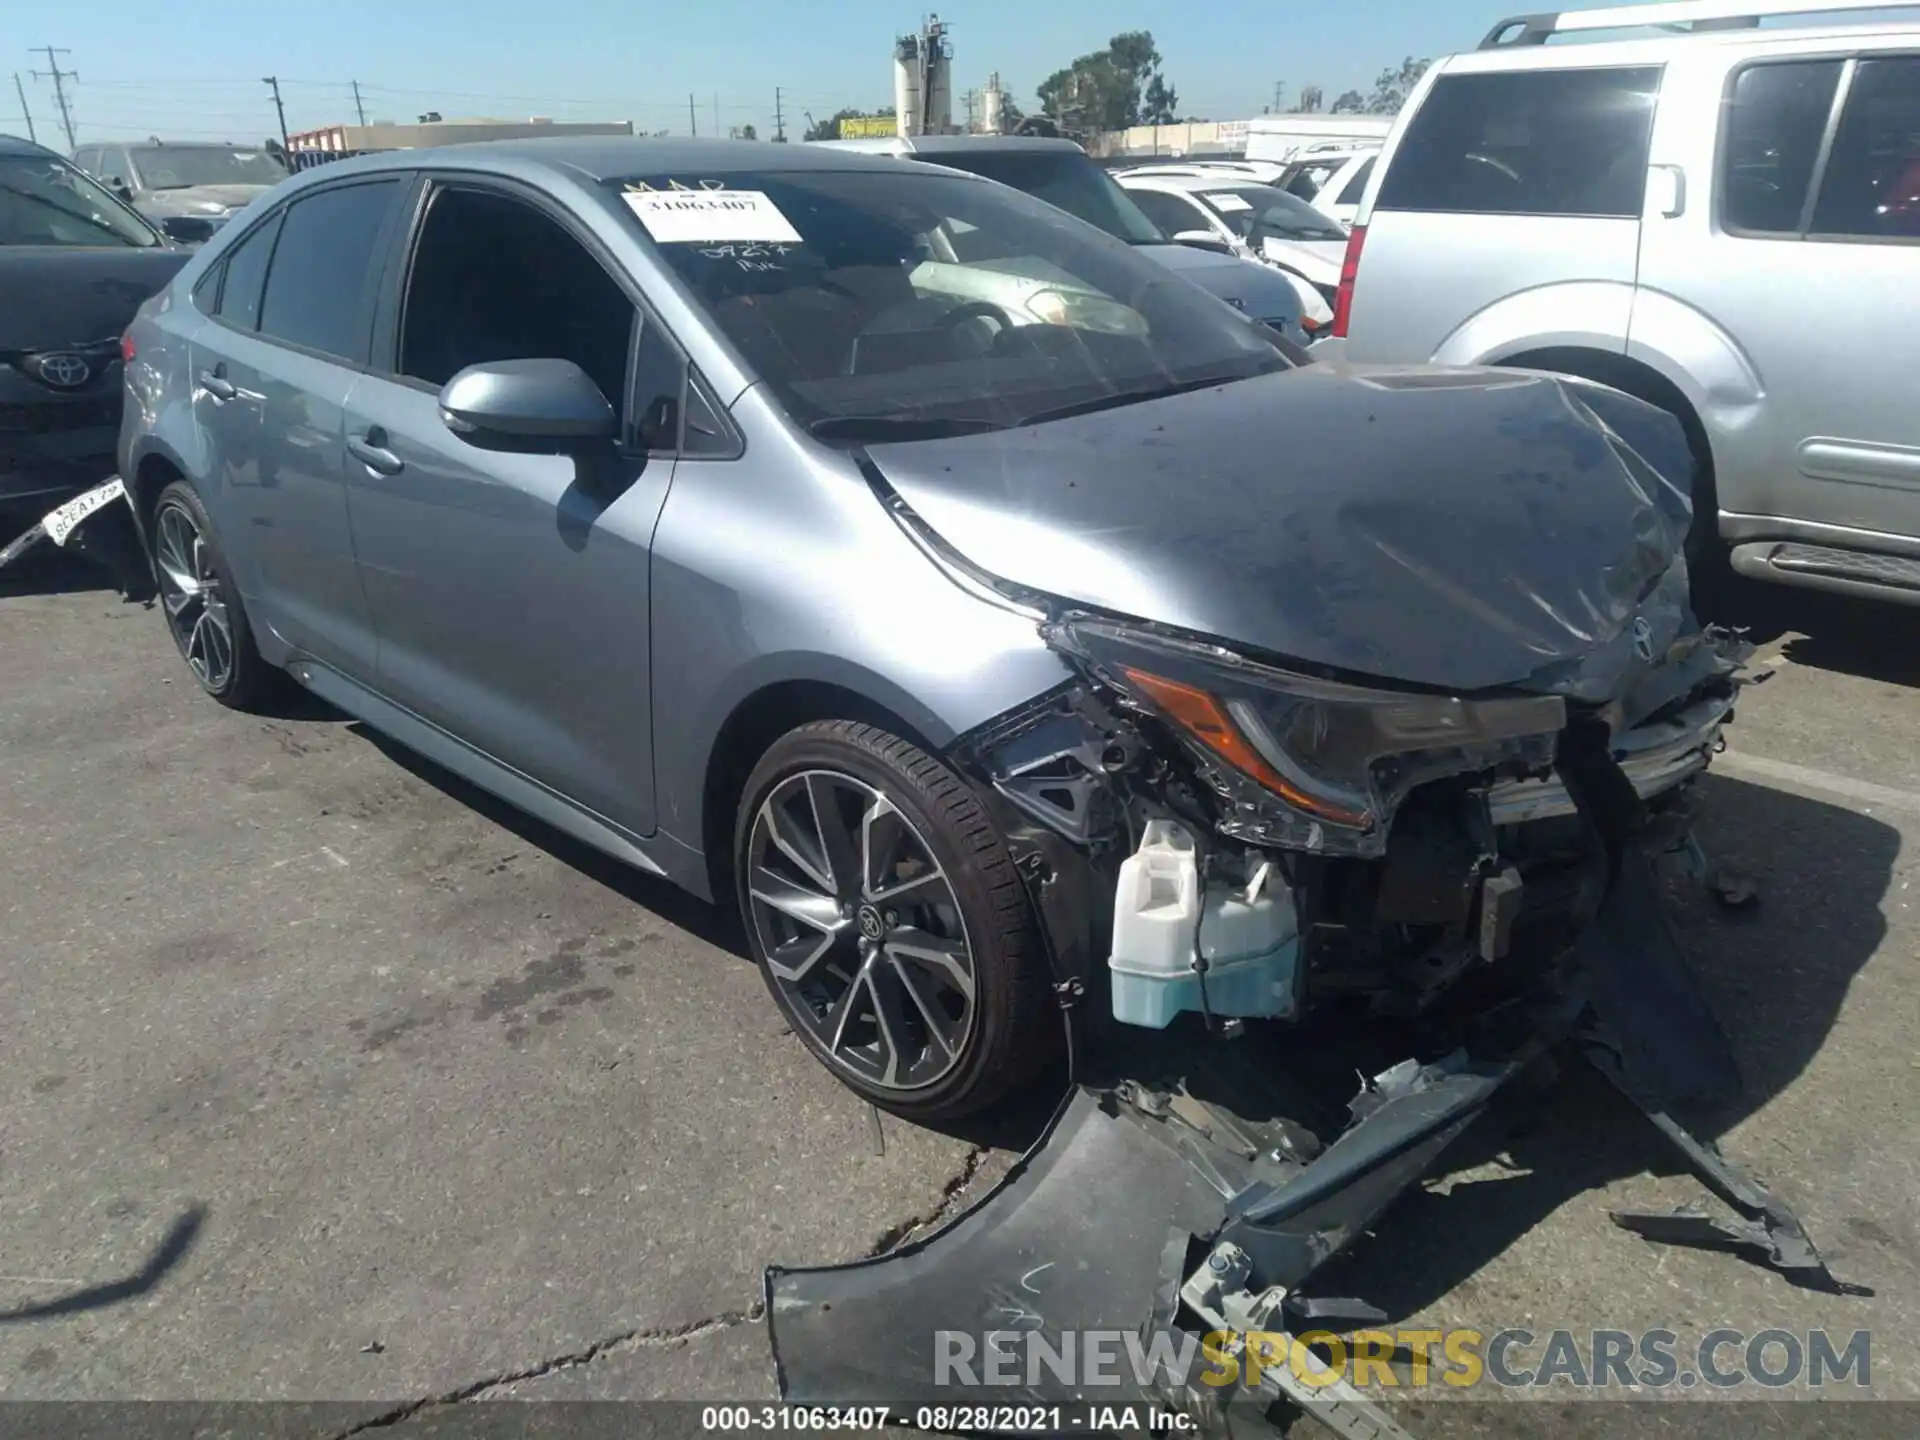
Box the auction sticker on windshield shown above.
[623,188,802,245]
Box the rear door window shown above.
[1721,60,1846,235]
[1809,55,1920,240]
[257,179,403,361]
[1377,66,1663,217]
[214,212,283,330]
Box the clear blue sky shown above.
[3,0,1481,148]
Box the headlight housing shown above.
[1045,617,1567,856]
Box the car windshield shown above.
[909,149,1169,245]
[0,154,160,247]
[618,166,1290,435]
[129,146,288,189]
[1199,185,1348,242]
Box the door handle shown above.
[347,427,405,477]
[1648,164,1686,219]
[198,365,236,402]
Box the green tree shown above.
[1142,73,1179,126]
[1036,30,1178,131]
[1366,57,1431,115]
[1330,89,1366,114]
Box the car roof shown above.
[1118,172,1272,195]
[277,136,975,188]
[0,132,61,160]
[1284,149,1376,165]
[1445,15,1918,72]
[811,134,1086,158]
[122,140,259,150]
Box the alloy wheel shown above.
[153,501,235,692]
[746,769,978,1093]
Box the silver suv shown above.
[1335,0,1920,605]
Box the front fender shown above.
[1432,281,1636,368]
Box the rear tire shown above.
[150,480,273,710]
[734,719,1055,1121]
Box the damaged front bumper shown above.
[767,606,1865,1435]
[768,852,1865,1437]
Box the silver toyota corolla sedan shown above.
[119,139,1746,1122]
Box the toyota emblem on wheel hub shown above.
[856,905,885,941]
[28,352,92,389]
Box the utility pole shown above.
[712,93,719,137]
[12,73,36,143]
[262,75,290,151]
[1272,81,1286,114]
[30,46,77,150]
[963,88,977,133]
[773,86,785,142]
[688,92,696,136]
[351,78,367,126]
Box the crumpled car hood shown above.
[865,363,1697,694]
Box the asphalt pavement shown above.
[2,548,1917,1436]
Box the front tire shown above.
[150,480,272,710]
[734,720,1055,1121]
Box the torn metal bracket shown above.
[1164,1240,1419,1440]
[1602,1099,1871,1296]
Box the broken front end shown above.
[769,584,1863,1435]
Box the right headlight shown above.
[1046,616,1566,855]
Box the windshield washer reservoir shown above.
[1109,820,1300,1028]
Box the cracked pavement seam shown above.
[326,1301,768,1437]
[867,1144,990,1257]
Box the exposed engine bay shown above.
[768,571,1871,1437]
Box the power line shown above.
[30,46,78,150]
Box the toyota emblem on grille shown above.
[1630,616,1657,663]
[30,352,92,389]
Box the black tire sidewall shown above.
[733,722,1048,1120]
[151,480,265,707]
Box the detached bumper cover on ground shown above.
[767,848,1863,1435]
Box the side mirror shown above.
[1172,230,1233,255]
[108,178,133,200]
[160,215,217,245]
[438,359,618,449]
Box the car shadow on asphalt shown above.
[0,543,120,600]
[347,722,751,961]
[1696,567,1920,689]
[1304,770,1896,1318]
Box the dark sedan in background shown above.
[1,133,188,534]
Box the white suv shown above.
[1335,0,1920,604]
